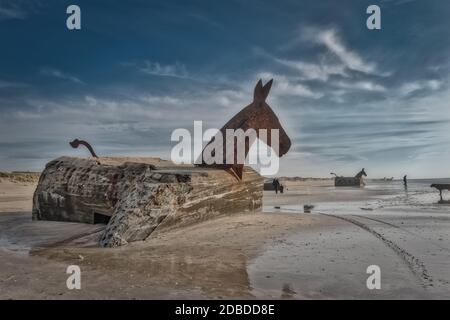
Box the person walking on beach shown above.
[403,175,408,189]
[272,178,280,194]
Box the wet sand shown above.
[249,211,449,299]
[0,179,449,299]
[258,183,450,299]
[0,180,319,299]
[0,211,319,299]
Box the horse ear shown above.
[253,79,264,102]
[261,79,273,101]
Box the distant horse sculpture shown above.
[70,138,98,158]
[332,168,367,187]
[198,79,292,180]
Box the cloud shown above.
[298,27,388,76]
[398,79,443,96]
[258,72,323,99]
[313,28,378,75]
[334,80,387,92]
[186,12,224,30]
[264,26,391,101]
[0,2,26,20]
[0,79,27,88]
[255,46,347,82]
[40,68,84,84]
[140,61,189,78]
[381,0,417,6]
[274,58,347,81]
[139,95,183,106]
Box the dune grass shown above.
[0,171,40,183]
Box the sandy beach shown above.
[0,177,449,299]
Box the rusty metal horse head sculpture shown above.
[198,79,291,180]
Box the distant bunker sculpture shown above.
[32,79,291,247]
[332,169,367,187]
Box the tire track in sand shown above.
[352,214,450,253]
[318,212,433,288]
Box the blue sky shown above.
[1,0,450,178]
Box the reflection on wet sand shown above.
[251,180,450,299]
[1,204,314,299]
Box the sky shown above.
[0,0,450,178]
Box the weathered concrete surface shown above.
[334,177,363,187]
[32,157,263,247]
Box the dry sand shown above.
[0,181,37,213]
[0,179,449,299]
